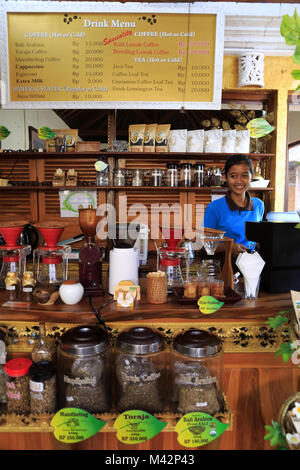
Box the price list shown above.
[5,11,220,107]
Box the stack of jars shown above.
[2,325,224,417]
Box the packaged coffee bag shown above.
[144,124,157,153]
[155,124,171,152]
[129,124,146,152]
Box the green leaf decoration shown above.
[38,126,56,140]
[94,160,108,172]
[274,341,294,363]
[280,12,300,46]
[175,412,229,448]
[264,421,288,449]
[0,126,11,140]
[246,118,275,138]
[265,314,289,330]
[291,69,300,79]
[50,407,106,443]
[114,410,167,444]
[295,223,300,229]
[197,295,224,314]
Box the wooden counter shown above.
[0,286,296,451]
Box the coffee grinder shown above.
[0,221,31,288]
[78,206,105,296]
[33,222,71,287]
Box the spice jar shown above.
[115,326,166,413]
[171,329,223,415]
[150,169,164,187]
[131,169,144,186]
[5,357,32,414]
[31,322,56,364]
[0,330,7,404]
[57,325,111,413]
[193,163,205,187]
[113,168,126,186]
[5,271,20,300]
[180,163,192,187]
[21,271,36,302]
[29,360,56,414]
[166,163,178,187]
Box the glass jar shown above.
[166,163,178,187]
[197,260,224,297]
[180,163,192,187]
[131,169,144,186]
[113,168,126,186]
[193,164,205,187]
[57,325,111,413]
[211,167,223,187]
[21,271,36,302]
[5,357,32,414]
[29,360,56,414]
[171,329,223,415]
[0,329,7,404]
[204,167,212,186]
[158,254,184,293]
[150,169,164,187]
[95,159,110,186]
[115,326,166,413]
[31,322,56,364]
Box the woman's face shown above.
[224,163,252,197]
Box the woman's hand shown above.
[232,243,248,257]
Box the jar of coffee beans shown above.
[171,329,223,416]
[5,357,32,414]
[29,361,56,414]
[57,325,111,414]
[115,326,166,413]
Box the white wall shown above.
[0,109,69,149]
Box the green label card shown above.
[114,410,167,444]
[197,295,224,314]
[175,412,229,448]
[51,407,106,443]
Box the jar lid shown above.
[60,325,110,356]
[29,360,56,382]
[5,357,32,377]
[166,163,178,170]
[117,326,165,354]
[180,163,192,169]
[172,329,222,358]
[193,163,205,169]
[160,257,180,266]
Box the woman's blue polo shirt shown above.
[203,191,264,248]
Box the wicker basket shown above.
[146,271,168,304]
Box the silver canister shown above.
[193,163,205,187]
[150,169,164,187]
[131,169,144,186]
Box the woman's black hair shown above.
[224,154,254,176]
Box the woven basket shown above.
[146,273,168,304]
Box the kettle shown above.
[20,224,40,251]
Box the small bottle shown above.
[21,271,36,302]
[5,271,20,301]
[31,322,56,364]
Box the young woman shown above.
[203,154,264,256]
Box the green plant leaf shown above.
[274,341,294,363]
[246,118,275,138]
[293,45,300,65]
[264,421,288,449]
[280,12,300,45]
[295,223,300,229]
[0,126,11,140]
[291,69,300,79]
[265,314,289,330]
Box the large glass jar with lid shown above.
[170,329,223,415]
[115,326,166,413]
[57,325,111,414]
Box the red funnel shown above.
[0,225,24,248]
[39,227,64,249]
[161,226,184,250]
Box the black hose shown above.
[88,295,114,331]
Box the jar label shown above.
[175,412,229,448]
[114,410,167,445]
[7,390,20,400]
[51,407,106,443]
[30,380,44,392]
[6,286,15,291]
[23,287,33,293]
[64,374,96,387]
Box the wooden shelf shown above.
[0,151,275,160]
[0,185,274,192]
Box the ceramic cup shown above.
[59,280,84,305]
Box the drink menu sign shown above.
[0,2,225,109]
